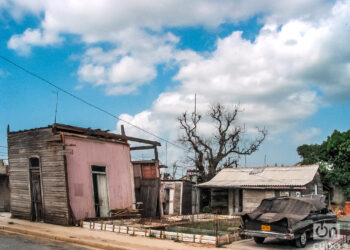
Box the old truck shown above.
[240,196,337,248]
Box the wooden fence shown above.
[82,216,240,246]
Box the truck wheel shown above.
[295,232,307,248]
[254,236,265,244]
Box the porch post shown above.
[196,188,201,214]
[234,189,240,213]
[228,189,234,215]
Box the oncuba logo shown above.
[313,223,339,240]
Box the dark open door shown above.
[29,157,43,221]
[92,165,109,217]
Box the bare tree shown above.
[178,103,267,181]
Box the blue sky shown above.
[1,0,350,171]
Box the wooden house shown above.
[0,160,10,212]
[7,123,138,225]
[198,165,322,214]
[160,180,198,216]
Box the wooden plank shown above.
[130,146,155,151]
[139,179,159,218]
[126,136,161,146]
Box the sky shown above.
[0,0,350,173]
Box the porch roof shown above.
[197,165,319,188]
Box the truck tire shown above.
[295,232,307,248]
[254,236,265,244]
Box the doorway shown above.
[29,157,43,221]
[91,166,109,217]
[168,189,174,215]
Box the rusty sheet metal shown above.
[246,196,326,226]
[142,165,158,179]
[198,165,318,188]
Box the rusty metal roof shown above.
[198,165,319,188]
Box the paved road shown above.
[228,237,349,249]
[0,231,88,250]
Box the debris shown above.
[110,208,140,218]
[331,205,346,218]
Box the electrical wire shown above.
[0,55,185,150]
[0,56,282,185]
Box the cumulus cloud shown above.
[4,0,333,92]
[7,28,61,55]
[76,29,178,94]
[3,0,350,165]
[293,127,321,145]
[116,0,350,162]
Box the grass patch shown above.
[165,219,241,236]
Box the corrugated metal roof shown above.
[198,165,319,188]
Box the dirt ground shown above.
[1,213,349,250]
[0,213,218,250]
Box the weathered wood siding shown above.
[174,182,182,214]
[139,179,159,218]
[303,172,323,195]
[242,189,274,212]
[132,161,160,218]
[181,181,192,215]
[8,128,70,225]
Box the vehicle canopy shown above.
[244,196,326,226]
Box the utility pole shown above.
[194,93,197,172]
[165,142,168,167]
[54,91,59,124]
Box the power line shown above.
[0,55,185,150]
[0,146,7,148]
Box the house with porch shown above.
[197,164,322,214]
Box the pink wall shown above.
[65,136,133,220]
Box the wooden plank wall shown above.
[181,182,192,215]
[242,189,274,212]
[139,179,159,218]
[173,182,182,214]
[304,172,323,195]
[8,128,70,225]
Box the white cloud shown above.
[115,1,350,165]
[293,127,321,145]
[76,29,178,95]
[7,28,61,55]
[3,0,350,165]
[4,0,333,92]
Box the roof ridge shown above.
[223,164,318,170]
